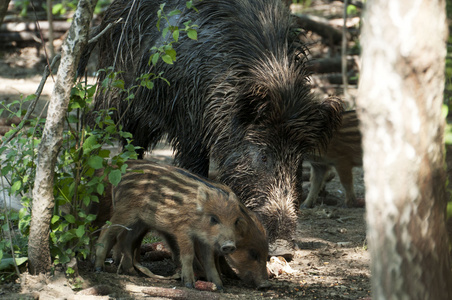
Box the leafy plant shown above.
[149,1,199,66]
[50,80,139,266]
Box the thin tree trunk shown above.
[46,0,55,58]
[28,0,98,275]
[0,0,10,27]
[357,0,452,299]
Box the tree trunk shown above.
[0,0,10,27]
[28,0,98,275]
[357,0,452,299]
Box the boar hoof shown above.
[95,266,103,273]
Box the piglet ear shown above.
[235,217,248,238]
[196,187,208,213]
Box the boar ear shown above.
[293,96,344,154]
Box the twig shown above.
[117,253,124,275]
[30,0,54,81]
[0,54,61,148]
[91,223,132,235]
[88,18,123,45]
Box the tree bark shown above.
[0,0,10,27]
[28,0,98,275]
[357,0,452,299]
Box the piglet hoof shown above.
[257,281,272,290]
[355,198,365,208]
[184,282,194,289]
[299,203,313,210]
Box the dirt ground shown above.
[0,2,372,299]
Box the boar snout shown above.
[220,241,236,254]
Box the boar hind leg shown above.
[334,163,356,207]
[301,163,331,208]
[95,225,123,271]
[197,242,223,289]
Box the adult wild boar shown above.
[87,0,343,242]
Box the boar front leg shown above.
[196,241,223,289]
[176,235,196,288]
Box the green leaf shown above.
[11,180,22,194]
[86,214,97,222]
[151,52,160,66]
[112,79,125,89]
[0,257,28,271]
[173,29,180,42]
[165,48,177,61]
[64,214,76,224]
[88,156,104,169]
[60,231,75,244]
[98,149,111,158]
[161,54,174,65]
[75,225,85,238]
[162,27,169,39]
[146,81,154,90]
[82,135,98,153]
[108,169,122,186]
[52,3,63,15]
[187,29,197,40]
[51,215,60,224]
[83,195,91,206]
[168,9,181,17]
[96,183,105,195]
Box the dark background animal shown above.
[85,0,343,243]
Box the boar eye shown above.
[210,215,220,225]
[261,154,267,163]
[248,249,259,261]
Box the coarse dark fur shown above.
[85,0,343,242]
[300,110,362,208]
[93,160,269,289]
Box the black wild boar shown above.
[94,160,269,289]
[300,110,362,208]
[86,0,343,242]
[94,161,241,288]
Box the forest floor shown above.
[0,1,374,299]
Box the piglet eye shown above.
[210,215,220,225]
